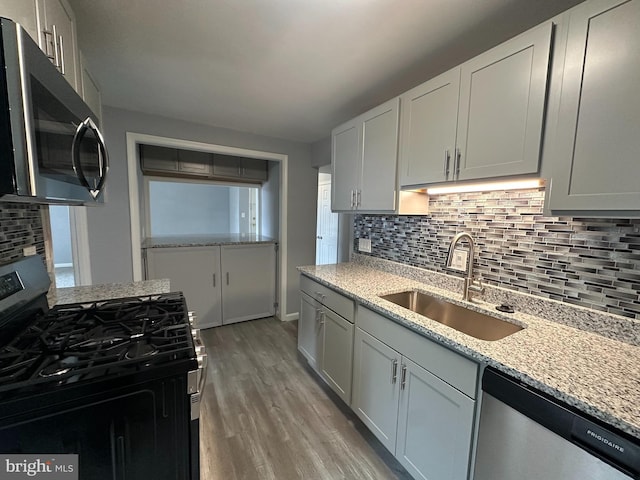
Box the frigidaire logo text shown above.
[587,429,625,453]
[4,458,74,477]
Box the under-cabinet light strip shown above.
[426,179,542,195]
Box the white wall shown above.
[86,106,317,316]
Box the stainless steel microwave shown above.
[0,17,108,205]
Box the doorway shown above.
[316,169,338,265]
[48,206,92,288]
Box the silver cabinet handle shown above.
[400,364,407,390]
[350,189,355,209]
[57,32,65,75]
[455,148,461,178]
[319,311,325,325]
[356,190,361,208]
[212,273,216,287]
[226,272,230,285]
[391,359,398,384]
[444,149,451,179]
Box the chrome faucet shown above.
[446,232,485,302]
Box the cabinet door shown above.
[140,145,179,173]
[359,97,399,212]
[396,357,475,480]
[38,0,79,91]
[0,1,39,42]
[242,158,268,181]
[298,292,322,370]
[399,68,460,186]
[320,309,354,404]
[456,22,552,181]
[221,244,276,325]
[548,0,640,212]
[146,246,222,328]
[80,52,102,123]
[178,150,212,176]
[212,154,242,178]
[352,328,401,453]
[331,119,360,211]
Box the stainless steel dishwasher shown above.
[473,367,640,480]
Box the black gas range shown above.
[0,255,206,480]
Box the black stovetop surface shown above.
[0,292,196,397]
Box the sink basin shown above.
[379,290,523,341]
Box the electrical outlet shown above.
[358,238,372,253]
[450,248,468,271]
[23,246,37,256]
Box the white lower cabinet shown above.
[146,243,276,328]
[396,357,475,480]
[146,246,222,329]
[298,276,355,404]
[353,307,478,480]
[352,328,401,452]
[320,308,354,404]
[298,293,322,369]
[220,244,276,325]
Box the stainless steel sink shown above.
[379,290,523,341]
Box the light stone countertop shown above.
[49,279,171,307]
[298,260,640,440]
[142,234,276,248]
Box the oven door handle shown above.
[71,116,109,200]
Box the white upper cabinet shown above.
[0,1,39,41]
[398,22,552,187]
[359,99,400,211]
[457,21,552,181]
[0,0,80,92]
[332,98,399,213]
[547,0,640,214]
[399,68,460,187]
[37,0,80,91]
[80,52,102,123]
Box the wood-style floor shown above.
[199,317,412,480]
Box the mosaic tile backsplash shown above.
[0,203,46,265]
[354,188,640,319]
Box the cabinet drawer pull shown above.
[226,272,230,285]
[212,273,216,287]
[391,359,398,384]
[444,149,451,178]
[350,189,356,209]
[454,148,461,178]
[356,189,361,208]
[401,364,407,390]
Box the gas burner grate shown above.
[0,292,196,395]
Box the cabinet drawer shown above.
[357,306,478,398]
[300,275,354,322]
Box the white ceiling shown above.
[68,0,584,143]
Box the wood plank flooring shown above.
[199,317,412,480]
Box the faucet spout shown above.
[446,232,484,302]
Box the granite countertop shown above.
[49,279,171,307]
[142,234,276,248]
[298,260,640,440]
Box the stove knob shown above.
[192,331,201,344]
[197,352,207,369]
[195,345,205,356]
[188,312,197,326]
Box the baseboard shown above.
[281,312,299,322]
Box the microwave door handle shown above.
[72,117,109,200]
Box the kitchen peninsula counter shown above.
[142,234,276,248]
[49,279,171,307]
[298,257,640,440]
